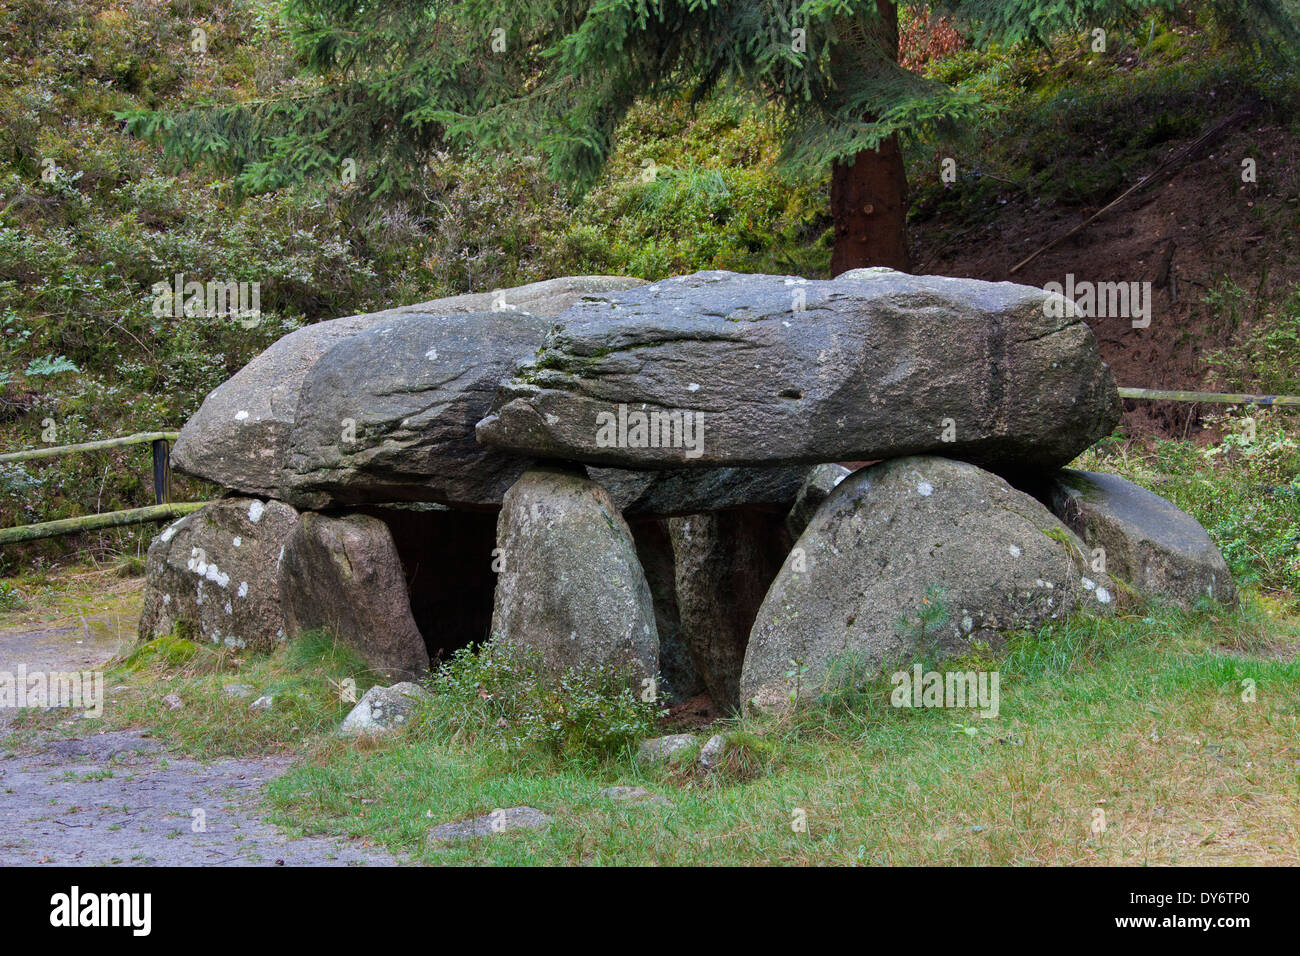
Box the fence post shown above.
[151,439,171,506]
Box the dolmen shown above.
[139,270,1235,711]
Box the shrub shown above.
[424,643,664,760]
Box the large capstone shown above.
[1042,469,1236,608]
[488,467,658,681]
[171,276,645,499]
[741,457,1114,710]
[281,309,555,509]
[476,270,1120,475]
[277,512,430,681]
[138,498,300,651]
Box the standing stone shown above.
[629,518,705,704]
[277,513,430,681]
[741,457,1114,710]
[489,467,658,681]
[171,276,645,498]
[670,510,791,712]
[477,269,1121,474]
[1043,469,1236,608]
[138,498,299,651]
[785,464,852,539]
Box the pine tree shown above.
[125,1,1299,273]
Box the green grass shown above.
[237,597,1300,866]
[86,629,384,756]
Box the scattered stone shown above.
[785,464,852,539]
[277,512,429,680]
[172,276,645,499]
[477,270,1121,474]
[338,682,431,736]
[637,734,698,762]
[249,695,273,712]
[426,806,551,844]
[222,683,255,699]
[742,457,1113,710]
[670,510,789,712]
[489,466,658,680]
[698,733,727,770]
[1043,469,1236,608]
[162,693,183,710]
[597,786,671,808]
[137,497,300,652]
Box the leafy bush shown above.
[1205,281,1300,397]
[0,579,25,611]
[424,643,664,760]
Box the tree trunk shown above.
[830,137,909,274]
[829,0,910,275]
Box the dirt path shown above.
[0,602,401,866]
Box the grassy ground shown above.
[40,589,1293,865]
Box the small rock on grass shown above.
[637,734,698,763]
[698,734,727,770]
[222,683,255,699]
[426,806,551,845]
[162,693,183,710]
[249,695,274,712]
[338,682,431,736]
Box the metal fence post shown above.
[151,439,171,506]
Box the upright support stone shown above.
[277,513,430,681]
[138,497,299,652]
[489,466,659,682]
[741,457,1114,711]
[669,509,791,712]
[629,518,705,704]
[1043,469,1236,608]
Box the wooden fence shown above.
[0,432,213,545]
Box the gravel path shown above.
[1,621,400,866]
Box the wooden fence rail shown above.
[0,431,180,464]
[1117,387,1300,406]
[0,502,210,545]
[1,430,201,546]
